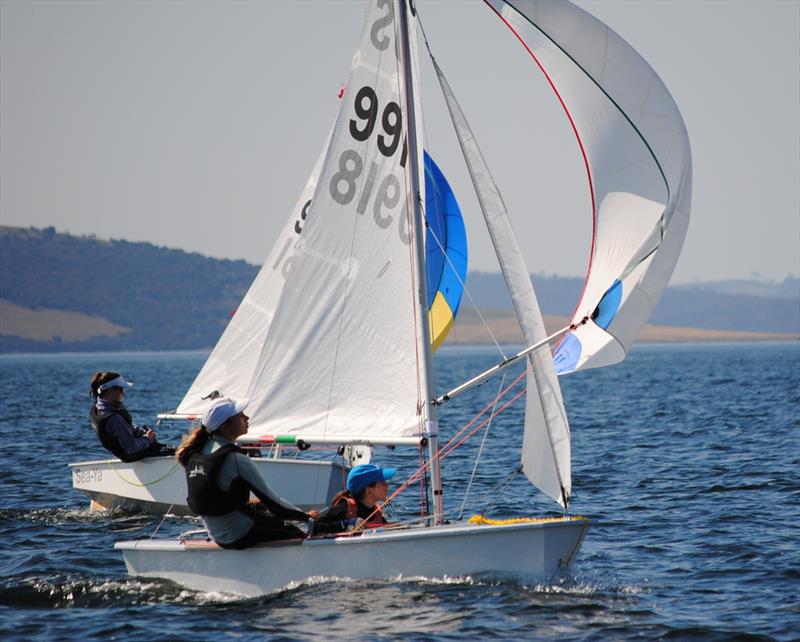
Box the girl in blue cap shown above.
[312,463,396,535]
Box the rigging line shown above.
[476,465,523,517]
[354,373,530,532]
[457,369,507,521]
[437,335,555,462]
[418,440,428,517]
[440,380,527,463]
[414,4,508,359]
[356,340,557,530]
[415,1,435,61]
[150,484,187,540]
[363,360,532,524]
[440,365,527,455]
[425,217,507,357]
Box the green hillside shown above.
[1,226,797,352]
[0,226,257,352]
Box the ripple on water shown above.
[1,344,798,640]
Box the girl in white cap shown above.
[175,397,314,548]
[89,371,174,462]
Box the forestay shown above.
[432,59,570,507]
[486,0,692,374]
[245,0,426,439]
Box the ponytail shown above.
[176,424,211,467]
[90,371,121,399]
[331,489,354,504]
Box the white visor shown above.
[97,375,133,396]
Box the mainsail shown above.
[176,147,465,417]
[486,0,692,374]
[244,0,427,439]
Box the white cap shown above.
[202,398,248,432]
[97,375,133,396]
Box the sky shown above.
[1,0,798,284]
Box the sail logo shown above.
[188,464,206,479]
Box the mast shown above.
[397,0,443,525]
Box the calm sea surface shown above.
[0,343,798,641]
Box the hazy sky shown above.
[1,0,798,284]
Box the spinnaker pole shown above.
[397,0,443,525]
[434,321,583,405]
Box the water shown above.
[1,343,798,641]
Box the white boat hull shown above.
[115,517,589,597]
[70,456,345,514]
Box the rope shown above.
[354,368,529,532]
[108,458,181,488]
[468,514,585,526]
[149,485,189,540]
[354,338,562,533]
[457,371,507,520]
[416,0,506,359]
[474,465,523,517]
[418,441,427,517]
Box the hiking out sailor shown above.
[312,463,396,535]
[89,371,175,462]
[176,397,314,548]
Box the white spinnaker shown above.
[433,60,570,507]
[487,0,692,374]
[246,0,425,439]
[176,137,331,416]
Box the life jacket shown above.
[339,495,387,528]
[185,444,251,516]
[89,404,147,463]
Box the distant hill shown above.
[0,226,797,352]
[672,277,800,299]
[0,226,257,352]
[464,273,800,334]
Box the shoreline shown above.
[446,313,799,345]
[1,310,797,355]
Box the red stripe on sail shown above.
[482,0,598,326]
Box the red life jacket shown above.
[338,495,387,528]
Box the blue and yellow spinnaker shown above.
[424,152,467,351]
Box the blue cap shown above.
[346,464,396,495]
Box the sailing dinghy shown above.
[116,0,691,596]
[70,145,466,515]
